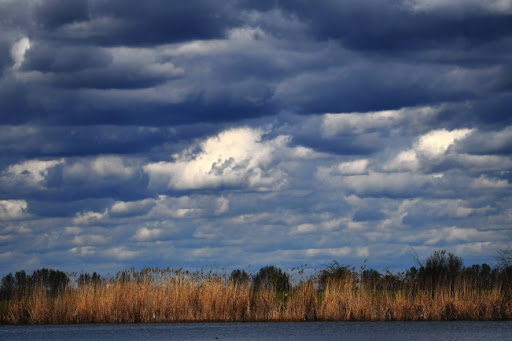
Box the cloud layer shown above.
[1,0,511,275]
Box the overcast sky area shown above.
[1,0,512,276]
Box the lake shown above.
[1,321,512,340]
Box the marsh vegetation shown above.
[1,250,511,324]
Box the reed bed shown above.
[1,266,511,324]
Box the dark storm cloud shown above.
[5,55,499,126]
[21,43,111,73]
[19,43,183,90]
[273,62,486,115]
[0,78,29,123]
[36,0,90,30]
[0,40,14,73]
[35,0,238,46]
[0,125,172,158]
[353,208,386,222]
[469,94,512,127]
[1,0,511,126]
[28,197,114,218]
[249,0,512,51]
[0,0,238,46]
[458,126,512,155]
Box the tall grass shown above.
[1,266,511,324]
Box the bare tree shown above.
[496,248,512,269]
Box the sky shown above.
[1,0,512,276]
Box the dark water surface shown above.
[1,321,512,340]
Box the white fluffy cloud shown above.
[64,156,137,181]
[4,159,63,187]
[402,226,500,245]
[69,246,96,257]
[145,195,228,219]
[0,200,28,220]
[384,128,473,171]
[337,159,369,175]
[11,37,30,70]
[110,199,156,216]
[104,247,139,260]
[322,106,439,136]
[471,175,510,189]
[72,210,108,225]
[144,127,289,190]
[134,227,163,241]
[305,246,369,258]
[398,198,492,222]
[415,129,473,158]
[384,150,419,172]
[316,163,433,197]
[72,234,109,245]
[215,197,230,215]
[406,0,512,14]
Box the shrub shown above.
[416,250,463,296]
[229,269,251,287]
[253,266,290,293]
[318,261,354,290]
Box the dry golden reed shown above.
[1,267,510,324]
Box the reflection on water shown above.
[1,321,512,341]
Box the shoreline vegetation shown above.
[1,250,511,324]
